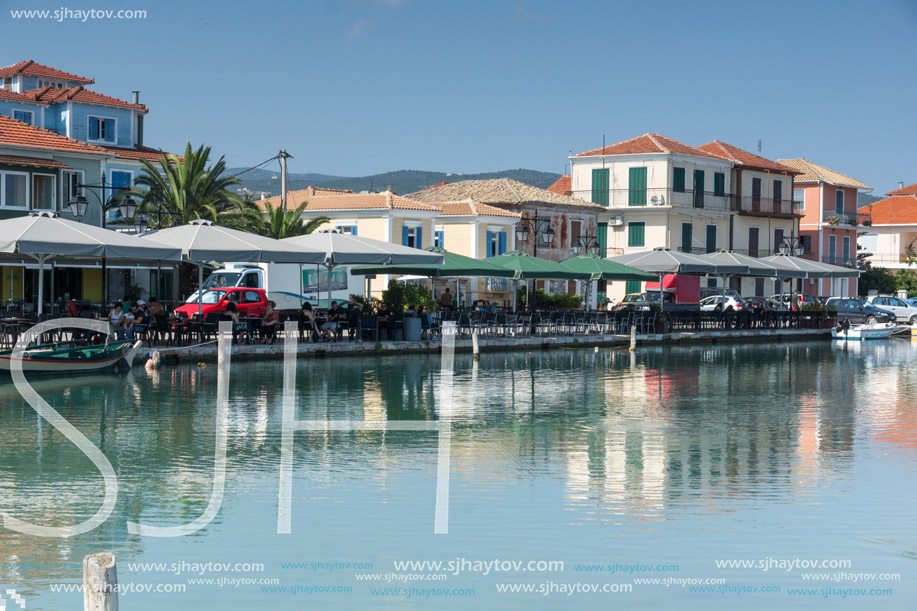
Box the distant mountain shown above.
[858,193,882,208]
[228,168,562,197]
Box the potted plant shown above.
[826,216,842,225]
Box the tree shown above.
[125,143,243,228]
[858,268,896,297]
[259,200,329,240]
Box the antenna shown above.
[757,139,762,153]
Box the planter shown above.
[403,316,422,342]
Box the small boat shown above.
[0,338,142,375]
[831,319,896,341]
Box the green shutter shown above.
[591,168,609,206]
[673,167,685,193]
[625,280,641,295]
[628,167,647,206]
[681,223,693,253]
[693,170,705,208]
[705,224,717,253]
[597,222,608,258]
[628,222,645,247]
[714,172,725,197]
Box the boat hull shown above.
[0,340,141,375]
[831,323,896,340]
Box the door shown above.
[681,223,693,253]
[705,225,717,253]
[773,180,783,213]
[748,227,759,258]
[751,178,762,211]
[240,290,265,316]
[774,228,784,257]
[693,170,705,208]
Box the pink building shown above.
[776,159,871,297]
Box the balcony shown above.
[575,187,734,211]
[822,209,870,226]
[733,196,803,219]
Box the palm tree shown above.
[260,200,329,239]
[125,143,243,228]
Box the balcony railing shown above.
[822,209,870,226]
[734,196,803,217]
[677,246,722,255]
[574,187,734,211]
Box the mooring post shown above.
[629,325,637,352]
[83,553,118,611]
[472,330,480,360]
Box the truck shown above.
[641,274,701,311]
[190,263,364,312]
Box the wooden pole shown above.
[472,330,480,360]
[629,324,636,352]
[83,553,118,611]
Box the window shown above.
[773,179,783,210]
[591,168,609,206]
[713,172,725,197]
[751,177,762,210]
[627,222,645,248]
[774,228,784,256]
[242,291,261,304]
[755,278,765,297]
[794,188,805,211]
[843,235,851,264]
[88,116,116,143]
[570,219,582,244]
[628,167,647,206]
[38,79,65,89]
[32,174,55,210]
[2,172,28,207]
[62,170,83,206]
[748,227,759,258]
[705,224,717,253]
[434,227,444,249]
[335,224,357,235]
[402,224,422,249]
[12,109,33,125]
[2,77,11,89]
[111,170,132,189]
[486,229,507,257]
[835,189,844,214]
[625,280,641,295]
[680,222,693,253]
[673,167,686,193]
[828,234,837,264]
[693,170,705,208]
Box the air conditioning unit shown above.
[609,215,624,226]
[650,195,666,206]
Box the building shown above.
[858,182,917,270]
[776,158,871,297]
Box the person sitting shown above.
[320,301,345,341]
[438,288,454,310]
[345,300,363,341]
[298,302,319,342]
[418,304,432,339]
[713,302,724,313]
[109,303,126,340]
[376,302,394,340]
[261,300,280,344]
[124,303,150,340]
[225,302,248,344]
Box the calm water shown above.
[1,341,915,609]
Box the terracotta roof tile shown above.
[775,158,871,190]
[436,200,521,218]
[0,113,108,155]
[0,60,93,84]
[573,133,724,159]
[887,182,917,196]
[257,187,441,212]
[546,175,571,196]
[859,195,917,225]
[0,154,71,169]
[406,177,602,209]
[33,85,147,112]
[98,145,181,162]
[697,141,800,173]
[0,88,47,105]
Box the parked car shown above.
[174,287,270,319]
[700,287,741,301]
[743,296,785,311]
[699,295,746,312]
[824,298,894,324]
[770,293,818,310]
[906,297,917,309]
[865,294,917,324]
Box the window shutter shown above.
[486,230,493,257]
[681,223,693,253]
[591,168,609,206]
[673,168,685,193]
[350,225,357,236]
[402,225,409,246]
[436,230,444,248]
[628,223,645,247]
[416,226,422,249]
[693,170,705,208]
[89,117,99,140]
[628,168,647,206]
[498,231,507,255]
[714,172,725,197]
[625,280,641,295]
[705,225,716,253]
[597,222,608,258]
[104,119,115,141]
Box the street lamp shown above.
[570,235,600,256]
[514,212,555,310]
[777,235,806,257]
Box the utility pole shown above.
[279,149,294,210]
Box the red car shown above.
[174,288,269,319]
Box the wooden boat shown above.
[831,320,896,341]
[0,338,141,374]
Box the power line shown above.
[229,154,281,178]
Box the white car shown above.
[700,295,746,312]
[866,295,917,324]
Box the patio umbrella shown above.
[760,254,859,307]
[281,232,444,307]
[692,250,806,300]
[0,211,182,315]
[487,251,591,312]
[351,247,515,278]
[144,220,326,329]
[558,254,657,311]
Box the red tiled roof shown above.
[859,195,917,225]
[0,60,93,84]
[887,182,917,196]
[697,141,800,174]
[0,154,71,169]
[32,85,147,112]
[546,175,571,196]
[99,145,181,163]
[0,113,107,154]
[257,187,441,212]
[436,200,521,218]
[0,88,47,105]
[421,181,451,191]
[573,133,724,159]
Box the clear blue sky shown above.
[3,0,916,194]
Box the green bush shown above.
[519,287,581,309]
[380,280,435,312]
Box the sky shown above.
[1,0,915,194]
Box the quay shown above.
[151,327,833,363]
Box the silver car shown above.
[866,295,917,324]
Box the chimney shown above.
[132,90,140,104]
[900,182,905,189]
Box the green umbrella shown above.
[557,254,658,281]
[351,246,516,278]
[486,251,591,279]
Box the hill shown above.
[228,168,562,197]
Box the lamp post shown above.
[68,180,138,306]
[570,235,601,310]
[514,212,555,310]
[777,235,806,311]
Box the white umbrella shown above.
[282,232,444,307]
[0,211,182,315]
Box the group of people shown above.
[297,300,434,342]
[106,297,164,340]
[224,299,280,344]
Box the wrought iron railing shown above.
[822,209,870,225]
[733,196,803,216]
[574,188,734,211]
